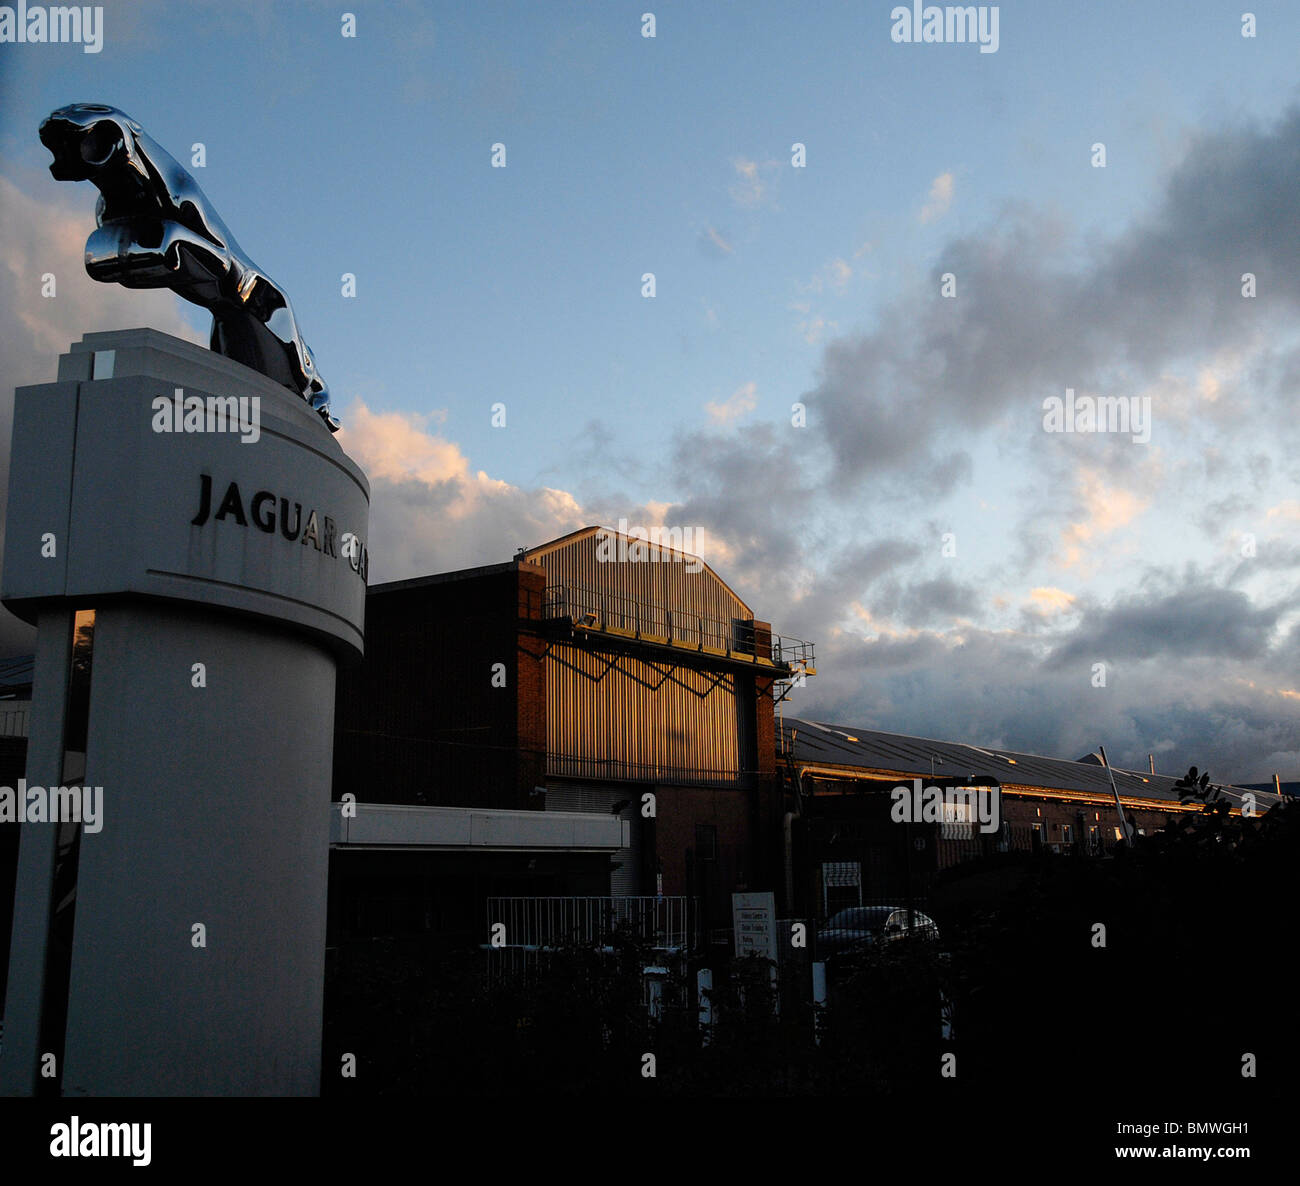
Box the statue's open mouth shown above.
[39,114,121,180]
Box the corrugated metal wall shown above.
[527,529,750,786]
[526,528,752,624]
[546,642,744,783]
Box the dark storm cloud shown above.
[823,538,923,597]
[636,105,1300,790]
[1262,620,1300,676]
[776,538,924,635]
[802,617,1300,784]
[1048,583,1292,667]
[667,423,815,574]
[644,107,1300,742]
[871,575,982,627]
[1084,108,1300,368]
[822,629,953,674]
[1229,542,1300,581]
[804,107,1300,489]
[656,107,1300,588]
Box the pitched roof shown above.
[780,717,1278,811]
[521,526,753,618]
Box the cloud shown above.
[794,108,1300,496]
[784,559,1300,781]
[790,259,854,345]
[729,156,780,208]
[799,258,853,295]
[796,313,836,345]
[338,400,588,579]
[919,171,955,223]
[5,100,1298,787]
[1048,581,1292,667]
[1058,467,1148,568]
[340,403,478,490]
[1021,586,1078,626]
[664,421,814,593]
[704,381,758,426]
[698,225,734,257]
[787,538,924,631]
[644,107,1300,782]
[1028,587,1076,612]
[871,574,982,627]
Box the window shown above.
[822,861,861,917]
[939,800,974,839]
[1060,824,1073,844]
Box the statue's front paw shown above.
[85,220,225,299]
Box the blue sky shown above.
[3,1,1300,780]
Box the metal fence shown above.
[484,895,694,978]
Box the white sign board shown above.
[732,891,778,962]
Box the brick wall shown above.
[650,784,762,929]
[1001,794,1183,847]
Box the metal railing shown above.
[545,751,751,786]
[541,582,815,671]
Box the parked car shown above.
[816,905,940,962]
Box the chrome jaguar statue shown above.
[39,103,339,432]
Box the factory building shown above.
[328,525,815,950]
